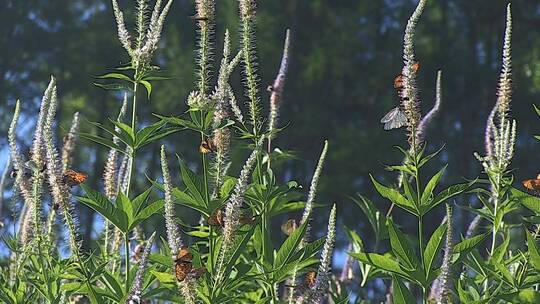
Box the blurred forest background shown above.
[1,0,540,282]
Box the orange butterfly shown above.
[522,174,540,193]
[175,247,193,282]
[199,138,216,154]
[174,247,205,282]
[207,209,225,228]
[281,218,299,236]
[393,62,420,90]
[63,169,88,187]
[304,270,317,289]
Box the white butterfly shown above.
[380,107,407,130]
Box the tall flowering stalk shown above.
[42,78,81,257]
[160,146,196,303]
[104,95,128,259]
[110,0,173,197]
[417,70,442,144]
[160,146,183,253]
[47,112,80,241]
[288,140,328,303]
[215,143,261,282]
[211,30,241,197]
[61,112,80,172]
[194,0,215,95]
[239,0,261,136]
[400,0,427,152]
[111,0,173,71]
[126,232,156,304]
[297,204,336,304]
[8,100,33,245]
[429,204,454,304]
[474,4,515,257]
[267,29,291,156]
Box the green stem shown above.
[125,80,139,198]
[125,233,130,293]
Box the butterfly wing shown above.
[381,108,407,130]
[175,260,192,282]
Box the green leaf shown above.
[387,219,418,270]
[132,200,164,228]
[423,222,447,279]
[116,192,134,223]
[421,165,447,205]
[155,114,201,132]
[140,80,152,99]
[351,195,386,240]
[392,275,416,304]
[95,72,134,82]
[512,188,540,214]
[132,188,153,215]
[171,187,208,216]
[110,120,135,144]
[496,290,540,303]
[350,252,410,279]
[273,217,309,270]
[370,174,417,216]
[135,121,166,148]
[178,158,206,206]
[422,181,472,216]
[77,185,128,232]
[526,230,540,271]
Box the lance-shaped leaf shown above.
[423,222,447,279]
[370,174,417,216]
[387,219,419,271]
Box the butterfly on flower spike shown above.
[63,169,88,187]
[207,209,225,228]
[380,107,407,131]
[199,137,217,154]
[381,62,420,131]
[285,270,317,292]
[208,208,258,228]
[174,247,206,282]
[522,174,540,195]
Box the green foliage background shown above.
[1,0,540,268]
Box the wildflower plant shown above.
[0,0,338,303]
[2,0,540,303]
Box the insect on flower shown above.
[281,218,299,236]
[175,247,193,282]
[522,174,540,194]
[304,270,317,288]
[174,247,205,282]
[207,209,224,228]
[199,138,216,154]
[132,243,145,263]
[381,62,420,131]
[380,107,408,130]
[63,169,88,187]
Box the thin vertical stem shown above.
[125,233,130,292]
[126,79,139,198]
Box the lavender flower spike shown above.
[267,29,291,139]
[401,0,427,148]
[301,140,329,227]
[127,232,156,304]
[61,112,80,172]
[160,145,182,254]
[417,70,442,143]
[298,204,337,304]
